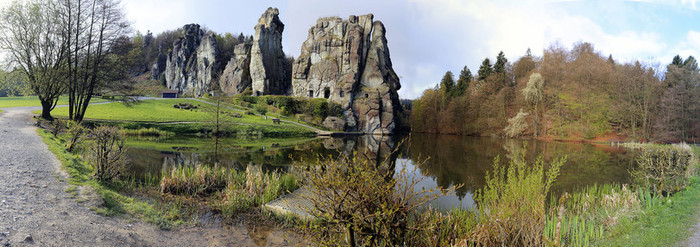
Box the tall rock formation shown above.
[249,7,290,95]
[219,43,252,95]
[164,24,220,97]
[291,14,402,135]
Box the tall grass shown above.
[545,184,640,246]
[159,163,299,217]
[121,127,174,138]
[217,166,299,217]
[160,164,230,196]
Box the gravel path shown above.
[0,107,300,246]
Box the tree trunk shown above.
[40,100,54,120]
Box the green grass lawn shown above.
[0,96,109,108]
[37,99,314,136]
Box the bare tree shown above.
[60,0,130,121]
[0,0,67,119]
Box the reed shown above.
[121,127,174,138]
[159,164,230,196]
[217,166,298,217]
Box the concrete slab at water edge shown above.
[264,187,316,221]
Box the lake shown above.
[125,133,636,209]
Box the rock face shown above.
[150,54,167,80]
[250,7,290,96]
[219,44,252,95]
[292,14,401,135]
[322,116,346,131]
[164,24,219,97]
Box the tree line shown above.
[411,42,700,142]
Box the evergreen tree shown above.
[455,66,472,96]
[440,71,455,96]
[494,51,508,74]
[477,58,493,81]
[671,55,684,66]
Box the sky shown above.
[12,0,700,99]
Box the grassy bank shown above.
[599,144,700,246]
[600,177,700,246]
[39,123,304,229]
[36,99,316,137]
[37,128,185,229]
[0,95,108,108]
[279,142,699,246]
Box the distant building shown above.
[161,90,179,98]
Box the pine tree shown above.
[477,58,493,81]
[440,71,455,96]
[671,55,684,66]
[455,66,472,96]
[494,51,508,74]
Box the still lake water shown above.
[126,133,636,209]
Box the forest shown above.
[411,42,700,142]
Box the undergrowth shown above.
[38,128,185,229]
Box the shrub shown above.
[65,120,86,152]
[51,118,65,137]
[87,126,128,181]
[504,109,528,138]
[630,143,694,195]
[254,104,268,116]
[298,152,455,246]
[467,144,565,246]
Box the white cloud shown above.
[115,0,687,99]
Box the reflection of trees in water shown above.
[128,134,635,198]
[406,133,635,199]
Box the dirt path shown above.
[684,219,700,247]
[0,107,301,247]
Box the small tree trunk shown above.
[347,225,356,247]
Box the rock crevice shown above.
[164,24,220,97]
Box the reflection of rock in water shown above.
[317,136,399,174]
[161,151,203,171]
[321,138,344,150]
